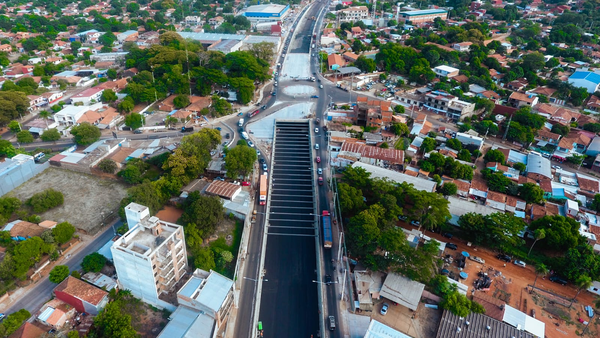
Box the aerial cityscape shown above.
[1,0,600,337]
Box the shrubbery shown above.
[27,188,64,213]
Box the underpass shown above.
[258,120,320,338]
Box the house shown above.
[508,91,538,108]
[432,65,459,78]
[158,95,178,112]
[423,91,476,121]
[485,191,507,211]
[568,71,600,93]
[53,276,109,315]
[469,178,488,199]
[53,103,104,126]
[379,273,424,311]
[208,16,224,28]
[505,79,528,91]
[505,195,526,215]
[2,220,45,241]
[354,270,385,311]
[435,310,537,338]
[535,128,561,146]
[453,42,472,52]
[526,152,552,180]
[337,6,369,22]
[342,51,359,62]
[334,141,404,167]
[399,9,448,24]
[70,87,104,105]
[327,53,345,70]
[586,95,600,111]
[0,44,11,52]
[577,173,600,194]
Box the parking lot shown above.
[355,79,400,100]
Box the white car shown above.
[552,165,562,170]
[315,127,319,133]
[469,256,485,264]
[514,260,526,268]
[315,144,319,150]
[380,303,389,315]
[248,141,254,148]
[318,168,322,175]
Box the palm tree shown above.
[570,275,593,308]
[38,110,51,129]
[528,228,545,256]
[531,263,548,292]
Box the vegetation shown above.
[16,130,34,143]
[49,265,70,283]
[0,309,31,337]
[93,291,138,338]
[124,112,145,130]
[27,188,64,213]
[458,212,525,249]
[82,253,107,273]
[224,144,257,178]
[70,122,101,145]
[52,222,76,244]
[41,128,61,142]
[98,159,118,174]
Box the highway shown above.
[1,220,121,315]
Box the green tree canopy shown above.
[49,265,70,283]
[52,221,76,244]
[224,144,257,178]
[124,112,145,130]
[27,188,64,213]
[484,149,505,164]
[41,128,61,142]
[528,215,583,250]
[180,192,224,235]
[16,130,34,143]
[70,122,101,145]
[101,89,118,103]
[98,158,117,174]
[0,139,16,157]
[82,253,107,273]
[458,212,525,249]
[518,182,544,204]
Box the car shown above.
[133,129,143,134]
[552,165,562,170]
[315,144,319,150]
[496,254,512,262]
[325,275,332,285]
[329,316,336,331]
[259,158,265,164]
[398,215,407,221]
[215,127,222,131]
[262,163,268,171]
[549,275,568,285]
[469,256,485,264]
[318,168,323,175]
[261,105,267,110]
[248,141,255,147]
[238,127,244,133]
[225,133,230,139]
[410,220,420,226]
[585,305,594,318]
[311,95,319,98]
[514,260,527,268]
[315,127,319,133]
[442,232,453,239]
[318,177,324,185]
[241,181,251,186]
[238,112,244,116]
[380,303,389,315]
[0,313,4,321]
[446,243,458,250]
[316,156,321,163]
[215,177,225,181]
[256,150,261,156]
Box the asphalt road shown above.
[259,120,318,338]
[2,220,121,315]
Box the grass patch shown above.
[209,220,243,278]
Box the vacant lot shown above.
[8,167,128,234]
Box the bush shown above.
[52,222,76,244]
[98,159,117,174]
[27,188,64,213]
[82,253,107,273]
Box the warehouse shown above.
[400,9,447,24]
[242,4,290,23]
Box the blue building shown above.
[243,4,290,22]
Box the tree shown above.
[228,77,255,104]
[484,149,505,164]
[528,215,582,250]
[49,265,70,283]
[421,137,436,153]
[94,300,138,338]
[98,159,117,174]
[68,331,80,338]
[591,194,600,212]
[118,97,135,113]
[347,206,382,257]
[8,120,21,133]
[173,94,190,109]
[0,91,29,126]
[180,193,224,234]
[551,124,570,136]
[390,122,409,136]
[52,222,76,244]
[101,89,117,103]
[518,182,544,204]
[107,68,117,80]
[394,105,405,115]
[0,139,16,157]
[41,128,60,142]
[513,162,526,173]
[447,139,462,151]
[82,253,107,273]
[532,263,549,290]
[570,275,593,308]
[354,56,377,72]
[439,182,458,196]
[458,212,525,249]
[224,144,257,178]
[440,291,485,317]
[0,309,31,337]
[70,122,101,145]
[338,182,365,215]
[528,228,545,256]
[248,42,275,62]
[583,122,600,133]
[124,112,144,130]
[522,52,546,71]
[457,149,471,162]
[28,188,64,213]
[16,130,33,143]
[567,154,585,166]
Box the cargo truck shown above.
[322,211,332,248]
[259,174,267,205]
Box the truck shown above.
[259,174,267,205]
[322,211,332,248]
[181,126,194,132]
[248,109,260,118]
[336,83,349,92]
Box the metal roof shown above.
[569,71,600,85]
[378,273,424,311]
[157,306,214,338]
[364,320,412,338]
[436,309,536,338]
[401,9,447,16]
[526,153,552,178]
[178,32,245,42]
[352,162,436,192]
[502,305,545,337]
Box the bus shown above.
[248,109,260,118]
[259,174,267,205]
[322,210,332,249]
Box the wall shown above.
[0,159,49,197]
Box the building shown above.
[117,30,138,43]
[157,269,234,338]
[379,273,424,311]
[242,4,290,23]
[70,87,104,105]
[53,276,109,315]
[432,65,459,78]
[334,141,404,167]
[53,103,104,126]
[349,97,393,128]
[205,181,242,200]
[3,220,45,241]
[453,42,472,52]
[400,9,448,24]
[337,6,369,22]
[568,71,600,93]
[364,320,412,338]
[423,91,476,121]
[436,309,536,338]
[111,203,187,310]
[207,39,243,54]
[327,53,345,70]
[0,154,47,197]
[508,91,539,108]
[89,52,128,62]
[526,152,552,180]
[352,162,437,192]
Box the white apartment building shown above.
[337,6,369,22]
[70,87,104,105]
[111,203,187,310]
[423,91,476,121]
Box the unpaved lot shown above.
[8,167,128,234]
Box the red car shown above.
[318,177,324,186]
[316,156,321,163]
[241,181,251,186]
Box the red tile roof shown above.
[54,276,108,306]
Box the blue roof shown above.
[570,71,600,85]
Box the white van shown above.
[241,131,249,140]
[238,118,244,127]
[34,152,45,162]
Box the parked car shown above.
[262,163,268,171]
[552,165,562,170]
[442,232,453,239]
[496,254,512,263]
[311,95,319,98]
[225,133,230,139]
[0,313,4,321]
[380,303,389,316]
[214,177,225,181]
[446,243,458,250]
[514,260,527,268]
[410,220,420,226]
[259,158,265,164]
[315,127,319,133]
[316,156,321,163]
[549,275,568,286]
[318,177,323,185]
[469,256,485,264]
[248,141,255,147]
[585,305,594,318]
[398,215,407,221]
[317,168,323,175]
[241,181,251,186]
[315,144,319,150]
